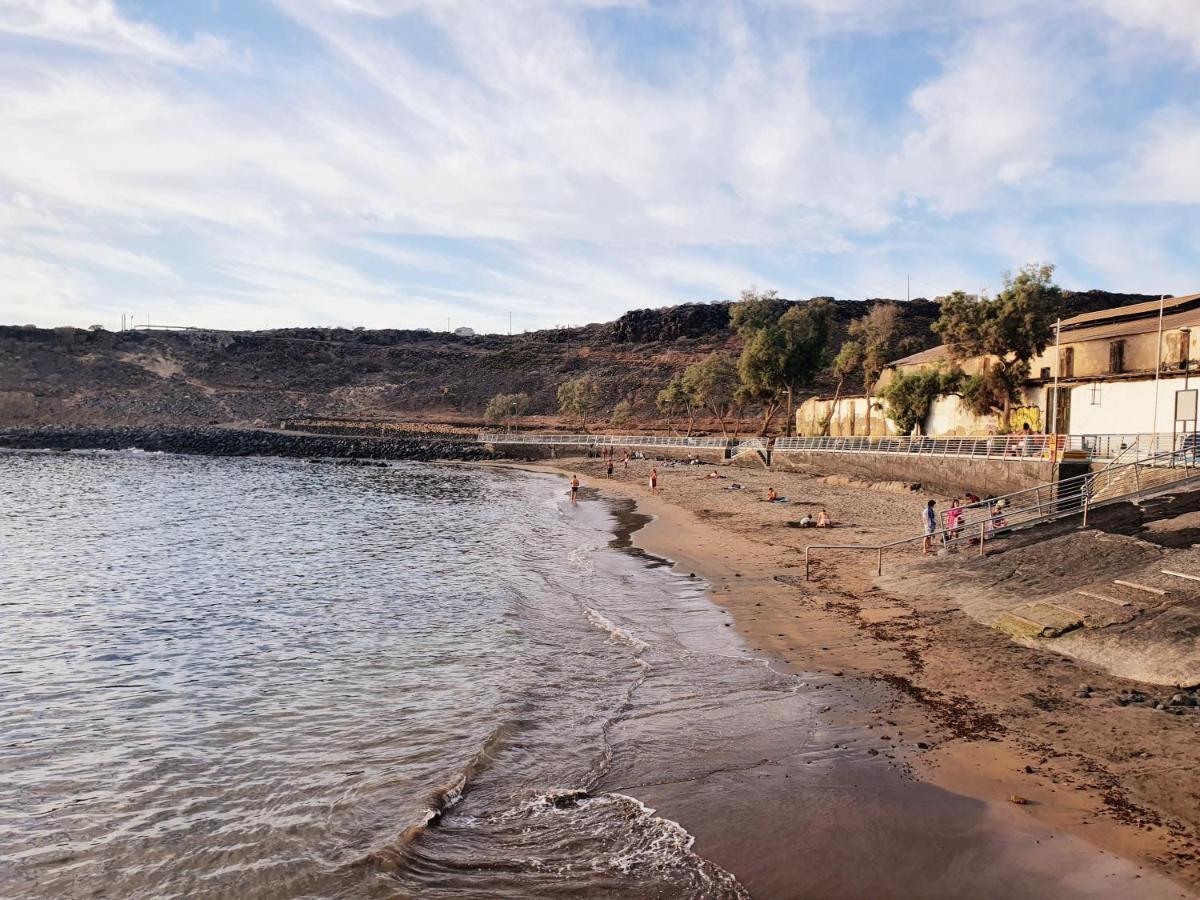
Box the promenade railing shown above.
[477,430,1198,463]
[803,444,1200,580]
[477,432,736,449]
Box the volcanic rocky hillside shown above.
[0,291,1164,428]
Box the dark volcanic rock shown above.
[0,426,502,463]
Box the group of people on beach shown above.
[922,493,1009,554]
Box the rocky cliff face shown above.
[0,291,1167,427]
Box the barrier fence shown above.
[476,431,1200,462]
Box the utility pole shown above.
[1152,294,1165,437]
[906,274,910,303]
[509,311,512,336]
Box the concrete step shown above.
[993,602,1083,639]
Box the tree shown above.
[879,368,964,436]
[557,375,602,431]
[824,341,862,435]
[656,376,694,435]
[484,392,530,430]
[932,263,1062,427]
[610,398,634,429]
[847,303,901,435]
[731,291,833,437]
[681,352,741,437]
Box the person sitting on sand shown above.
[570,475,580,504]
[816,508,830,528]
[798,514,814,527]
[921,499,938,555]
[767,487,778,502]
[707,470,721,479]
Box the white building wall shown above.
[1065,376,1198,435]
[924,396,998,435]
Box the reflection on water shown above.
[2,452,799,899]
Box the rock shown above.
[1009,795,1029,805]
[1079,683,1091,692]
[917,742,930,749]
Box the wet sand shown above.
[485,457,1200,898]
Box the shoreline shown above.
[485,457,1200,898]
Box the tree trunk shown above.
[785,387,795,437]
[685,404,695,437]
[864,379,874,437]
[821,377,844,436]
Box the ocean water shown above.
[0,450,809,899]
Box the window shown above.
[1178,331,1191,370]
[1109,340,1125,375]
[1060,346,1074,378]
[1039,366,1051,381]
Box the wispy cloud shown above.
[0,0,1196,329]
[0,0,230,65]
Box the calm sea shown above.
[0,450,816,898]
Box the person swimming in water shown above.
[570,475,580,503]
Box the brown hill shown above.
[0,291,1165,429]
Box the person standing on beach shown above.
[606,457,614,478]
[649,468,658,494]
[570,475,580,504]
[921,499,937,554]
[622,451,629,470]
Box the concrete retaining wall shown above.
[768,450,1057,496]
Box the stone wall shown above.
[766,450,1057,496]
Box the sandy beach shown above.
[488,454,1200,898]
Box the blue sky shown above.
[1,0,1198,332]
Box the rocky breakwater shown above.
[0,425,504,463]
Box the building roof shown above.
[1059,291,1200,331]
[890,344,950,368]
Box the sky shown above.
[0,0,1198,333]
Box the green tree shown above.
[483,392,530,430]
[932,263,1062,427]
[681,352,741,437]
[557,375,602,431]
[656,376,694,436]
[879,368,964,436]
[610,398,635,429]
[731,292,833,437]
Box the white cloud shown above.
[1088,0,1200,63]
[893,22,1084,213]
[0,0,229,66]
[0,0,1196,329]
[1118,106,1200,203]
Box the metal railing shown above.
[477,432,737,449]
[773,433,1062,460]
[477,430,1200,463]
[803,444,1200,580]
